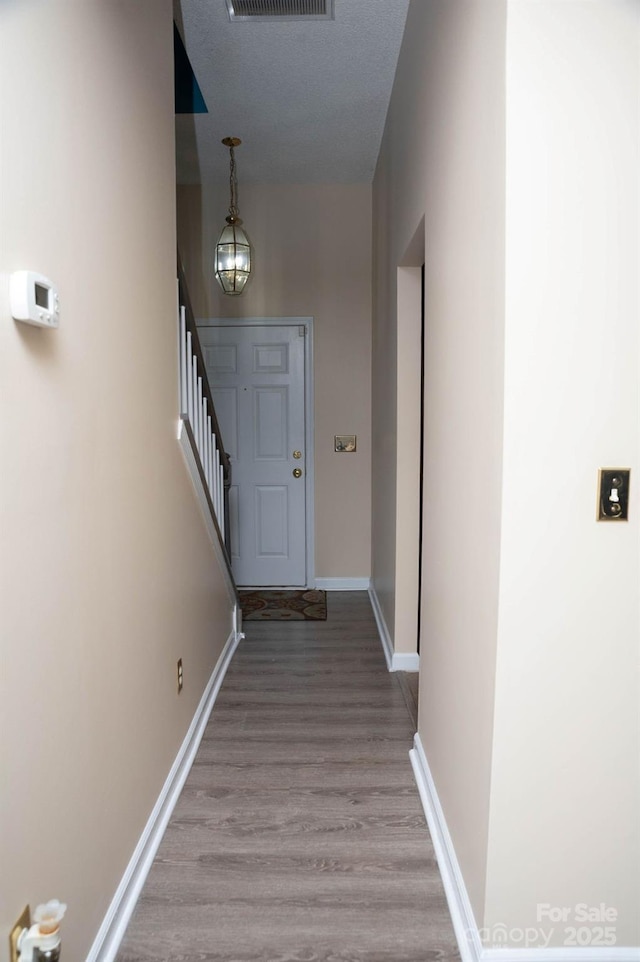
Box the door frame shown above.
[197,316,315,589]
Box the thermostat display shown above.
[35,283,49,309]
[10,271,59,328]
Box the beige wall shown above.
[373,0,639,949]
[393,264,423,654]
[0,3,234,960]
[485,0,640,945]
[177,183,372,580]
[373,0,507,921]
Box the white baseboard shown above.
[368,584,393,670]
[315,577,371,591]
[409,732,481,962]
[409,734,640,962]
[392,651,420,671]
[86,626,243,962]
[368,585,419,672]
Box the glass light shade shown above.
[214,221,252,295]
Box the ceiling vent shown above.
[225,0,335,22]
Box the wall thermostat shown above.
[10,271,59,328]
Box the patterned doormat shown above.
[239,589,327,621]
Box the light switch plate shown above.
[334,435,356,453]
[597,468,630,521]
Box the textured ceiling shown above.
[174,0,409,185]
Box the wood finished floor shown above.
[117,592,459,962]
[395,671,419,731]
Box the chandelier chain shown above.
[228,145,239,219]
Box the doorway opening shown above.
[392,216,425,675]
[417,263,425,653]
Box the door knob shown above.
[292,468,303,478]
[293,450,302,460]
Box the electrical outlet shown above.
[177,658,183,693]
[9,905,30,962]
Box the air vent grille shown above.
[226,0,334,21]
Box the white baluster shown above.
[192,356,198,441]
[207,417,213,497]
[179,307,187,416]
[216,454,222,525]
[202,400,209,487]
[211,434,218,518]
[219,463,225,536]
[206,423,210,492]
[186,332,194,426]
[197,376,204,461]
[215,448,222,523]
[192,356,199,447]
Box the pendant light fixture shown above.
[214,137,252,295]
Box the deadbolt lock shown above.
[293,468,303,478]
[293,450,302,459]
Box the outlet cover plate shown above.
[9,905,30,962]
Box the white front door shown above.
[199,323,308,587]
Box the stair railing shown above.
[177,256,231,559]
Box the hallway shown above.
[117,592,460,962]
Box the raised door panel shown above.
[255,486,289,558]
[253,343,289,374]
[253,387,288,462]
